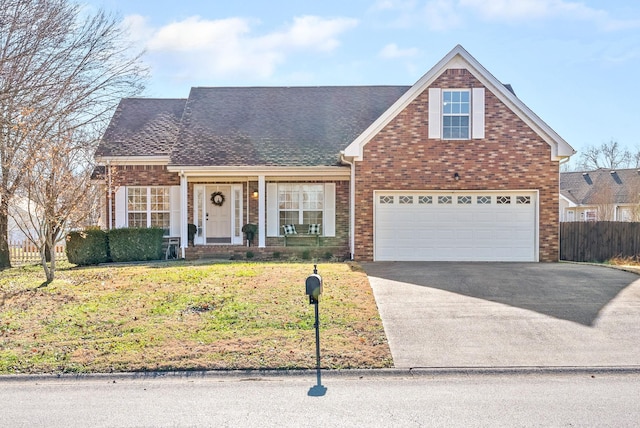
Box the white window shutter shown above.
[266,183,279,236]
[114,187,126,228]
[428,88,441,139]
[170,186,181,237]
[323,183,336,237]
[472,87,485,139]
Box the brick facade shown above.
[104,167,350,251]
[106,164,180,228]
[353,69,560,262]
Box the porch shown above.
[184,243,349,261]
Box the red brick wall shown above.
[354,69,560,262]
[105,164,180,228]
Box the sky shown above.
[85,0,640,163]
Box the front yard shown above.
[0,261,392,374]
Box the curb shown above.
[2,365,640,383]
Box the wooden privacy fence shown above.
[9,241,67,266]
[560,221,640,262]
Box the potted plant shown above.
[241,224,258,246]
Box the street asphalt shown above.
[362,262,640,369]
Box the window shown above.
[418,195,433,204]
[443,90,470,139]
[278,184,323,231]
[127,187,170,235]
[399,195,414,204]
[429,87,484,139]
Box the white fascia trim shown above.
[95,156,170,165]
[166,165,350,179]
[343,44,576,162]
[560,194,577,207]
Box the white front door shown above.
[206,185,232,244]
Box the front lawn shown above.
[0,261,392,374]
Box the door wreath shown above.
[210,191,225,206]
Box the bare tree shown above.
[11,128,96,281]
[578,140,632,170]
[0,0,147,270]
[589,181,615,221]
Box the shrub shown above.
[301,250,311,260]
[246,251,255,259]
[108,228,164,262]
[66,229,109,266]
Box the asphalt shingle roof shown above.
[561,168,640,205]
[169,86,410,167]
[96,98,187,157]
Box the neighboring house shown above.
[94,45,574,262]
[560,168,640,222]
[7,196,39,242]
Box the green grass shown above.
[0,261,392,374]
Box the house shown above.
[94,45,574,262]
[560,168,640,222]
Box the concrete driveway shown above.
[362,262,640,369]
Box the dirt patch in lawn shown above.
[0,261,392,374]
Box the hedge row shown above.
[66,228,165,266]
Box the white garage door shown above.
[374,191,537,262]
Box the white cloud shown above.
[379,43,420,59]
[368,0,640,32]
[369,0,418,12]
[459,0,640,30]
[258,16,358,52]
[423,0,463,31]
[126,14,358,80]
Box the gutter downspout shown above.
[107,161,112,230]
[339,152,355,260]
[180,171,187,259]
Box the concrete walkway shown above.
[363,262,640,369]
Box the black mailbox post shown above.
[306,265,326,396]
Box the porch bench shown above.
[282,224,320,247]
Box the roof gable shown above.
[343,44,575,161]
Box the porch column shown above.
[180,173,188,258]
[258,175,266,248]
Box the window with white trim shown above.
[278,184,323,231]
[127,187,170,235]
[443,90,470,139]
[429,87,484,139]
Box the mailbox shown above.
[305,273,323,304]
